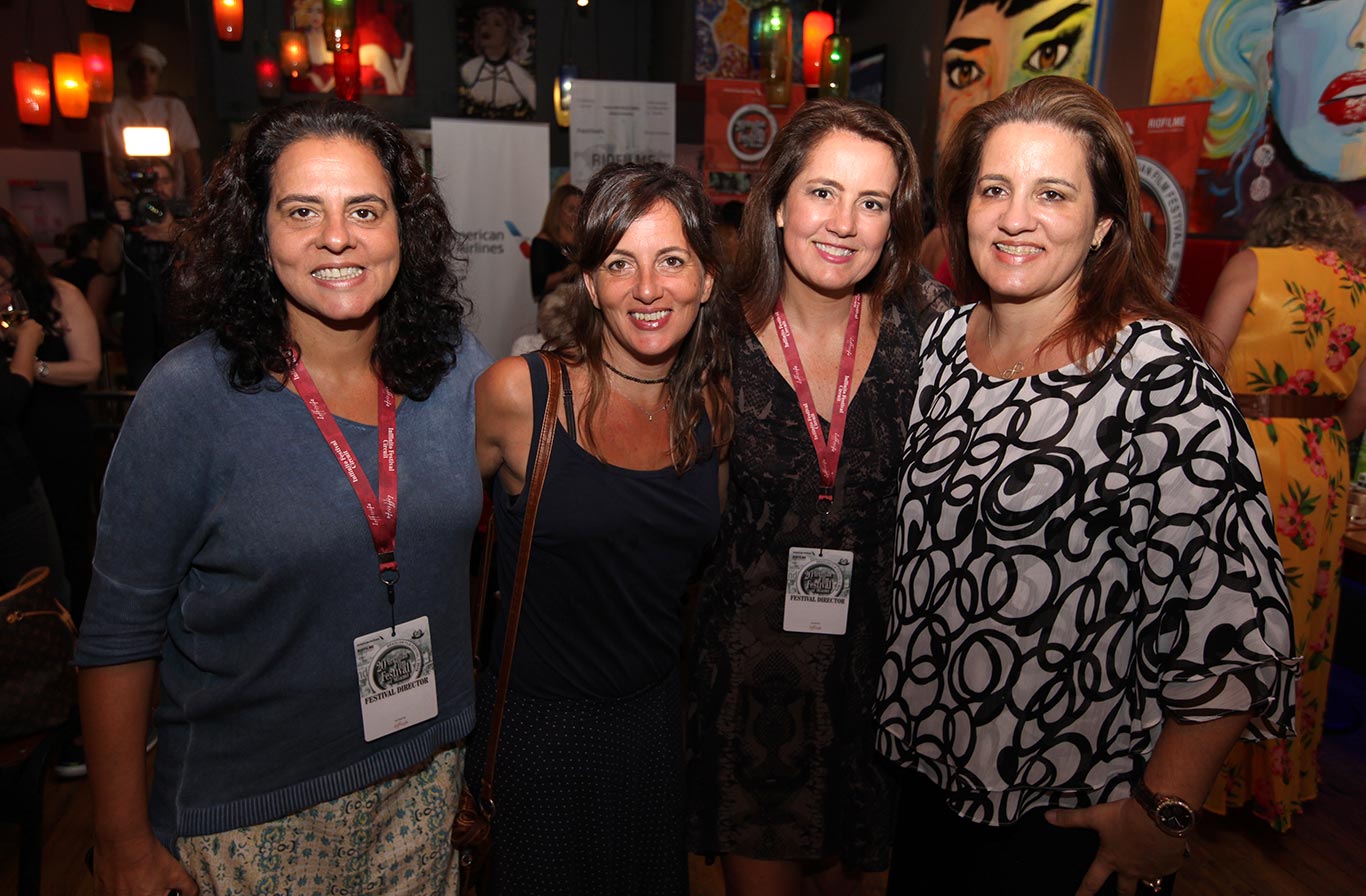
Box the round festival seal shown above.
[797,556,846,597]
[369,640,425,691]
[727,103,780,163]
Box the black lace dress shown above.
[686,275,952,870]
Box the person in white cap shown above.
[101,43,203,201]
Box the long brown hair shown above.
[551,162,732,473]
[734,97,923,332]
[939,75,1213,363]
[538,184,583,244]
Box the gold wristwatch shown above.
[1131,779,1198,837]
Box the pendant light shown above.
[53,52,90,118]
[214,0,245,41]
[13,59,51,125]
[759,3,792,107]
[80,32,114,103]
[86,0,136,10]
[802,5,834,88]
[280,30,309,80]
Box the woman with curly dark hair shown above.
[473,161,730,893]
[76,99,491,896]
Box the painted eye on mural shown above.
[945,59,985,90]
[1023,28,1081,75]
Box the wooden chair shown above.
[0,567,77,896]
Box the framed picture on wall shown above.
[457,5,537,120]
[285,0,416,97]
[850,45,887,108]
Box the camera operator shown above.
[114,158,189,387]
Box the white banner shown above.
[431,118,549,358]
[570,80,676,188]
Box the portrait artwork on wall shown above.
[285,0,416,97]
[935,0,1102,159]
[1151,0,1366,237]
[457,5,537,120]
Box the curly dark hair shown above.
[734,97,924,331]
[1244,181,1366,269]
[175,99,466,399]
[550,162,733,474]
[939,76,1213,364]
[0,207,60,335]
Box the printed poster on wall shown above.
[431,118,549,359]
[285,0,416,96]
[1117,103,1209,300]
[569,80,676,189]
[704,79,804,202]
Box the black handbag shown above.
[0,567,77,739]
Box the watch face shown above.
[1157,800,1196,831]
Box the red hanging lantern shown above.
[802,9,834,88]
[280,30,309,80]
[214,0,245,41]
[80,33,114,103]
[256,56,283,99]
[86,0,136,10]
[53,53,90,119]
[334,44,360,101]
[13,60,51,126]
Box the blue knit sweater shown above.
[76,331,490,846]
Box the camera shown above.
[116,165,191,228]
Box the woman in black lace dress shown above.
[686,98,951,895]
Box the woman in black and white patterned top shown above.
[876,77,1298,896]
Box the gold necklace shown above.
[985,314,1038,379]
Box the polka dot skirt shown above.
[464,668,687,895]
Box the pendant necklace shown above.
[985,314,1037,379]
[612,386,670,422]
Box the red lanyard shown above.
[289,360,400,619]
[772,293,861,506]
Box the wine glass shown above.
[0,283,28,332]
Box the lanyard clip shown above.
[818,488,834,515]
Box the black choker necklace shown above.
[603,360,671,385]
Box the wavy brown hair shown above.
[939,75,1213,363]
[734,97,924,331]
[1244,181,1366,269]
[174,99,466,400]
[551,162,732,474]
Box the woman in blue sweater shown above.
[76,99,490,896]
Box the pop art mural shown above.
[936,0,1101,156]
[1151,0,1366,236]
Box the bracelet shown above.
[36,359,49,379]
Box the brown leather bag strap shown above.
[469,510,497,676]
[477,351,561,815]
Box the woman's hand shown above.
[1047,798,1187,896]
[92,830,199,896]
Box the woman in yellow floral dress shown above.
[1203,182,1366,830]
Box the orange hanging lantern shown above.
[759,3,793,107]
[801,10,834,88]
[280,30,309,79]
[86,0,136,10]
[13,60,51,126]
[53,53,90,119]
[214,0,245,41]
[80,33,114,103]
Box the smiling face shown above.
[583,200,714,371]
[1272,0,1366,181]
[776,130,898,303]
[266,137,401,337]
[938,0,1096,155]
[967,121,1111,309]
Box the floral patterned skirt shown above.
[176,746,463,895]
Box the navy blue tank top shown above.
[490,354,720,700]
